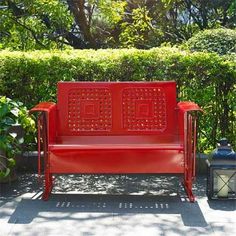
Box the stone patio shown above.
[0,174,235,236]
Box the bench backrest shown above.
[57,82,177,136]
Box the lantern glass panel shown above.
[213,168,236,199]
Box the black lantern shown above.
[206,138,236,200]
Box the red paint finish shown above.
[57,82,177,136]
[30,81,203,202]
[49,149,184,174]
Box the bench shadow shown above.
[8,193,207,227]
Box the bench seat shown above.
[48,135,184,174]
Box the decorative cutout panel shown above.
[68,88,112,132]
[122,87,167,131]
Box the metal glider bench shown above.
[30,81,202,202]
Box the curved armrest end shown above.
[177,101,204,113]
[30,102,56,114]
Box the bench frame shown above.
[30,81,202,202]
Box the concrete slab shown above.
[0,174,235,236]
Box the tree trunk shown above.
[67,0,97,48]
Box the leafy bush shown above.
[185,28,236,55]
[0,96,35,179]
[0,48,235,152]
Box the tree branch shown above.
[9,16,47,48]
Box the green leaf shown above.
[7,158,16,167]
[0,168,10,178]
[0,104,9,118]
[2,117,15,126]
[10,107,20,117]
[18,137,24,144]
[9,132,17,138]
[0,137,7,150]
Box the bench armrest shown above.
[30,102,57,143]
[30,102,57,179]
[177,101,203,189]
[177,101,203,136]
[30,102,56,113]
[177,101,203,113]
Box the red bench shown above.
[30,81,202,202]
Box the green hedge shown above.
[185,28,236,55]
[0,47,235,152]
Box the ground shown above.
[0,174,235,236]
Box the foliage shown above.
[0,48,235,152]
[0,0,73,50]
[96,0,127,25]
[0,96,35,179]
[119,6,163,48]
[185,28,236,55]
[0,0,235,49]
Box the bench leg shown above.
[183,179,195,202]
[42,172,53,201]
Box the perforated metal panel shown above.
[122,87,167,131]
[68,88,112,132]
[58,82,176,135]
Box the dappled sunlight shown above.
[0,173,42,205]
[1,174,235,236]
[53,174,183,196]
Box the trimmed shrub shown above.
[185,28,236,55]
[0,47,235,152]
